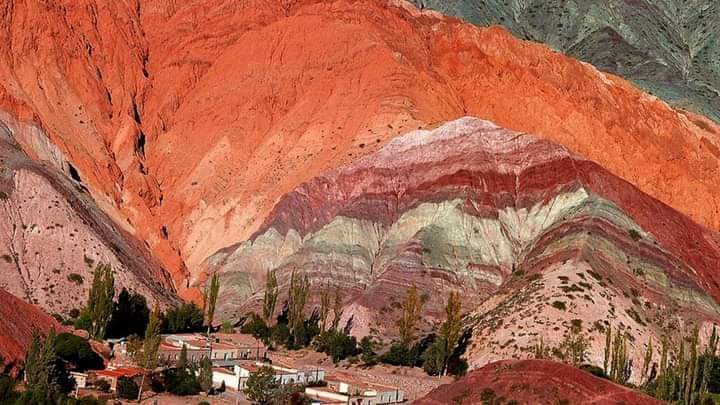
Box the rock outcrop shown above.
[412,0,720,123]
[0,117,177,316]
[0,0,719,297]
[416,359,662,404]
[210,117,720,379]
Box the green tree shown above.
[205,273,220,333]
[263,270,278,323]
[197,357,213,392]
[107,288,150,338]
[54,333,103,371]
[557,323,590,367]
[24,328,72,399]
[438,291,462,375]
[641,338,654,386]
[163,303,204,333]
[319,284,331,333]
[83,263,115,339]
[603,325,612,374]
[245,366,278,404]
[422,336,447,376]
[398,285,422,346]
[117,376,139,400]
[315,330,359,363]
[288,270,310,347]
[331,286,343,332]
[360,336,378,365]
[137,303,162,401]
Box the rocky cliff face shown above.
[1,0,719,300]
[0,116,177,316]
[412,0,720,123]
[210,117,720,378]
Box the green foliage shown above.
[24,328,74,400]
[54,333,103,371]
[162,303,204,333]
[116,377,139,400]
[398,285,422,346]
[380,342,417,367]
[95,379,110,393]
[205,273,220,331]
[140,304,162,370]
[197,358,213,392]
[314,330,359,363]
[81,263,115,339]
[580,364,610,380]
[360,336,378,366]
[556,323,590,367]
[288,270,310,348]
[422,336,447,376]
[107,288,149,338]
[241,313,270,341]
[221,320,234,334]
[245,366,278,404]
[263,270,278,323]
[67,273,84,285]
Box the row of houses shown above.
[210,359,404,404]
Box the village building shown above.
[94,366,143,392]
[305,374,404,405]
[69,371,88,389]
[210,361,325,391]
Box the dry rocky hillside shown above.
[0,0,719,300]
[0,0,719,398]
[211,117,720,381]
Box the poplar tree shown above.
[262,270,278,323]
[641,338,654,385]
[398,285,422,347]
[288,270,310,346]
[137,303,162,401]
[331,286,343,331]
[603,325,612,374]
[701,325,718,395]
[205,273,220,334]
[319,284,331,333]
[439,291,462,375]
[84,263,115,339]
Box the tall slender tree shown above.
[262,270,278,323]
[331,286,343,332]
[205,273,220,334]
[288,270,310,346]
[137,303,162,401]
[319,284,331,333]
[603,325,612,374]
[439,291,462,375]
[398,285,422,347]
[641,338,654,385]
[84,263,115,339]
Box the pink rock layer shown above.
[0,0,719,299]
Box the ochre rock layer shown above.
[0,0,719,297]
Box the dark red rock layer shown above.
[416,359,662,405]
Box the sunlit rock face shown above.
[1,0,719,300]
[0,119,178,317]
[209,118,720,376]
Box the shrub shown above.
[580,364,609,379]
[67,273,84,285]
[245,366,278,404]
[117,376,139,400]
[551,301,567,311]
[162,303,204,333]
[241,312,270,341]
[315,330,359,363]
[380,342,416,367]
[55,333,104,371]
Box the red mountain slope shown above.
[0,0,719,297]
[416,359,661,405]
[0,287,60,374]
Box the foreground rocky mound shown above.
[413,0,720,123]
[416,359,661,404]
[210,118,720,377]
[0,287,60,374]
[0,118,177,316]
[1,0,719,295]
